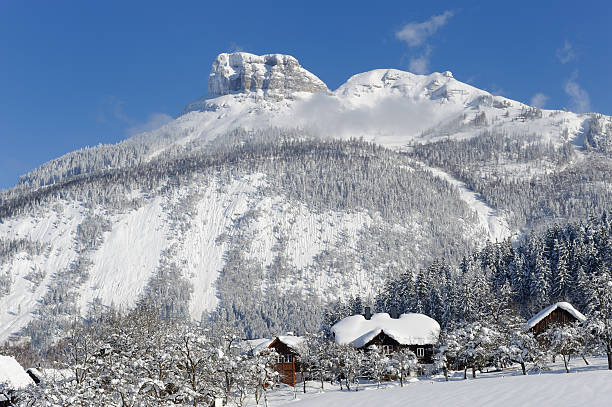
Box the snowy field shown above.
[263,357,611,407]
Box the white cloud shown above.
[126,113,173,136]
[530,93,549,108]
[564,72,590,113]
[396,11,454,48]
[556,40,575,64]
[408,46,432,74]
[290,92,463,141]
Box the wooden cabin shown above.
[331,310,440,364]
[267,335,305,386]
[527,302,587,335]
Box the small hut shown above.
[527,302,586,335]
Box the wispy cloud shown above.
[408,46,432,74]
[488,84,505,96]
[556,40,575,64]
[530,93,549,108]
[564,72,590,113]
[396,11,454,47]
[229,42,244,52]
[96,95,131,124]
[96,96,172,137]
[396,11,453,75]
[126,113,173,136]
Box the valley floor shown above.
[263,357,611,407]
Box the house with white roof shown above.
[331,310,440,363]
[0,355,34,407]
[527,302,587,335]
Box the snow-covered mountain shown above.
[1,52,611,345]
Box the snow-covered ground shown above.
[265,357,611,407]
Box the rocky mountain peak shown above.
[208,52,329,98]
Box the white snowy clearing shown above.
[266,357,611,407]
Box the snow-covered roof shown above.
[0,355,34,389]
[242,335,306,355]
[271,335,306,351]
[241,338,274,355]
[527,302,587,329]
[331,312,440,347]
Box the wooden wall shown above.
[531,308,580,335]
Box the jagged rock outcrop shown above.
[208,52,329,98]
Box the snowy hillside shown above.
[1,51,611,344]
[0,136,492,344]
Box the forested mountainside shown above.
[408,126,612,232]
[371,212,612,328]
[1,52,611,348]
[0,133,487,346]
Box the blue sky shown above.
[1,0,610,190]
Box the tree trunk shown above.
[607,344,612,370]
[443,366,448,382]
[472,366,476,378]
[320,369,324,390]
[582,355,589,366]
[399,370,404,387]
[463,367,467,380]
[563,355,570,373]
[520,362,526,376]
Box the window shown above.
[416,348,425,358]
[277,354,293,363]
[382,345,393,355]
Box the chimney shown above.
[389,305,398,319]
[364,306,372,320]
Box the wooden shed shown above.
[527,302,587,335]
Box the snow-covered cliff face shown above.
[208,52,328,98]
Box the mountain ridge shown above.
[10,51,603,193]
[1,52,610,346]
